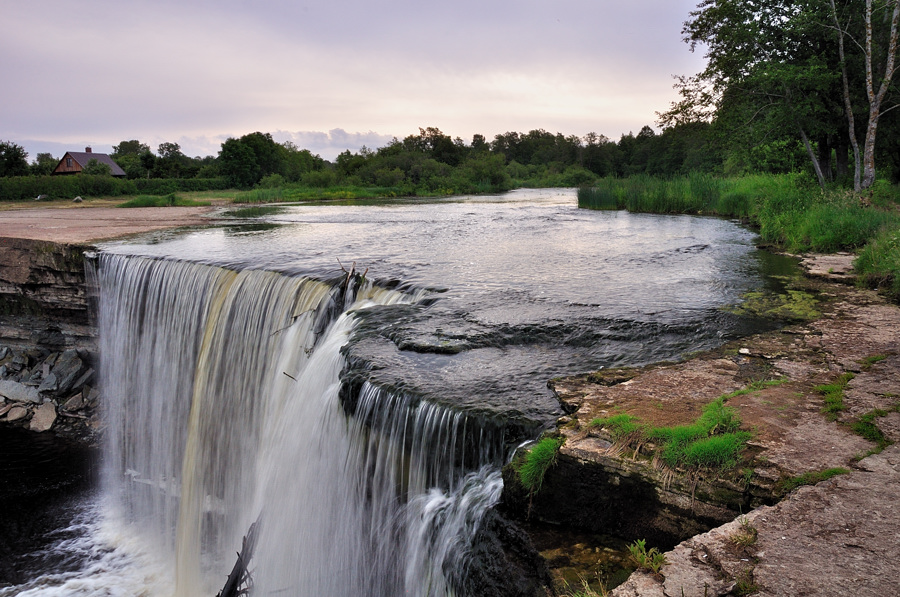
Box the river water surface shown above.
[2,189,796,596]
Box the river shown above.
[1,189,795,596]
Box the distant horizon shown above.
[12,123,667,164]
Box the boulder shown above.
[30,402,57,432]
[0,379,41,403]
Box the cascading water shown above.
[96,252,513,596]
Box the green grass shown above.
[859,354,889,370]
[516,436,564,494]
[587,414,641,441]
[779,467,850,493]
[855,226,900,301]
[232,184,409,204]
[590,392,754,473]
[117,193,210,208]
[817,372,855,421]
[850,404,900,457]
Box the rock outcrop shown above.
[0,237,95,352]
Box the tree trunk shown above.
[817,135,834,182]
[860,0,900,189]
[835,137,850,180]
[830,0,863,190]
[799,127,828,190]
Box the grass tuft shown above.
[779,467,850,493]
[817,372,855,421]
[516,436,564,494]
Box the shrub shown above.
[627,539,667,574]
[855,226,900,301]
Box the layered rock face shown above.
[0,238,95,351]
[0,239,98,442]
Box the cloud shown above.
[3,0,707,160]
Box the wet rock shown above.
[51,349,84,394]
[0,346,8,360]
[6,406,28,422]
[30,402,56,432]
[0,379,41,403]
[63,394,84,411]
[37,372,58,393]
[71,367,94,390]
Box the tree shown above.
[0,141,29,177]
[668,0,900,189]
[82,158,112,176]
[665,0,845,188]
[30,152,57,176]
[829,0,900,189]
[111,139,151,158]
[219,138,259,188]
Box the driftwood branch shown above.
[216,517,261,597]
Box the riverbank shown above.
[504,254,900,595]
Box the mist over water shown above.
[2,189,797,595]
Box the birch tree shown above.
[830,0,900,189]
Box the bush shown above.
[855,226,900,301]
[627,539,667,574]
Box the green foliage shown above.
[733,570,759,596]
[0,175,228,201]
[730,516,758,547]
[779,467,850,493]
[516,436,564,494]
[646,397,750,471]
[29,153,57,176]
[81,159,112,176]
[111,139,151,158]
[855,226,900,301]
[589,414,641,441]
[627,539,667,574]
[589,392,754,473]
[850,404,900,454]
[0,140,29,177]
[559,578,609,597]
[817,372,855,421]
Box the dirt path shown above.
[0,205,221,244]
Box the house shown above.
[53,147,127,177]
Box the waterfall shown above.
[96,253,512,596]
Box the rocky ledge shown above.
[503,253,900,594]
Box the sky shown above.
[2,0,707,162]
